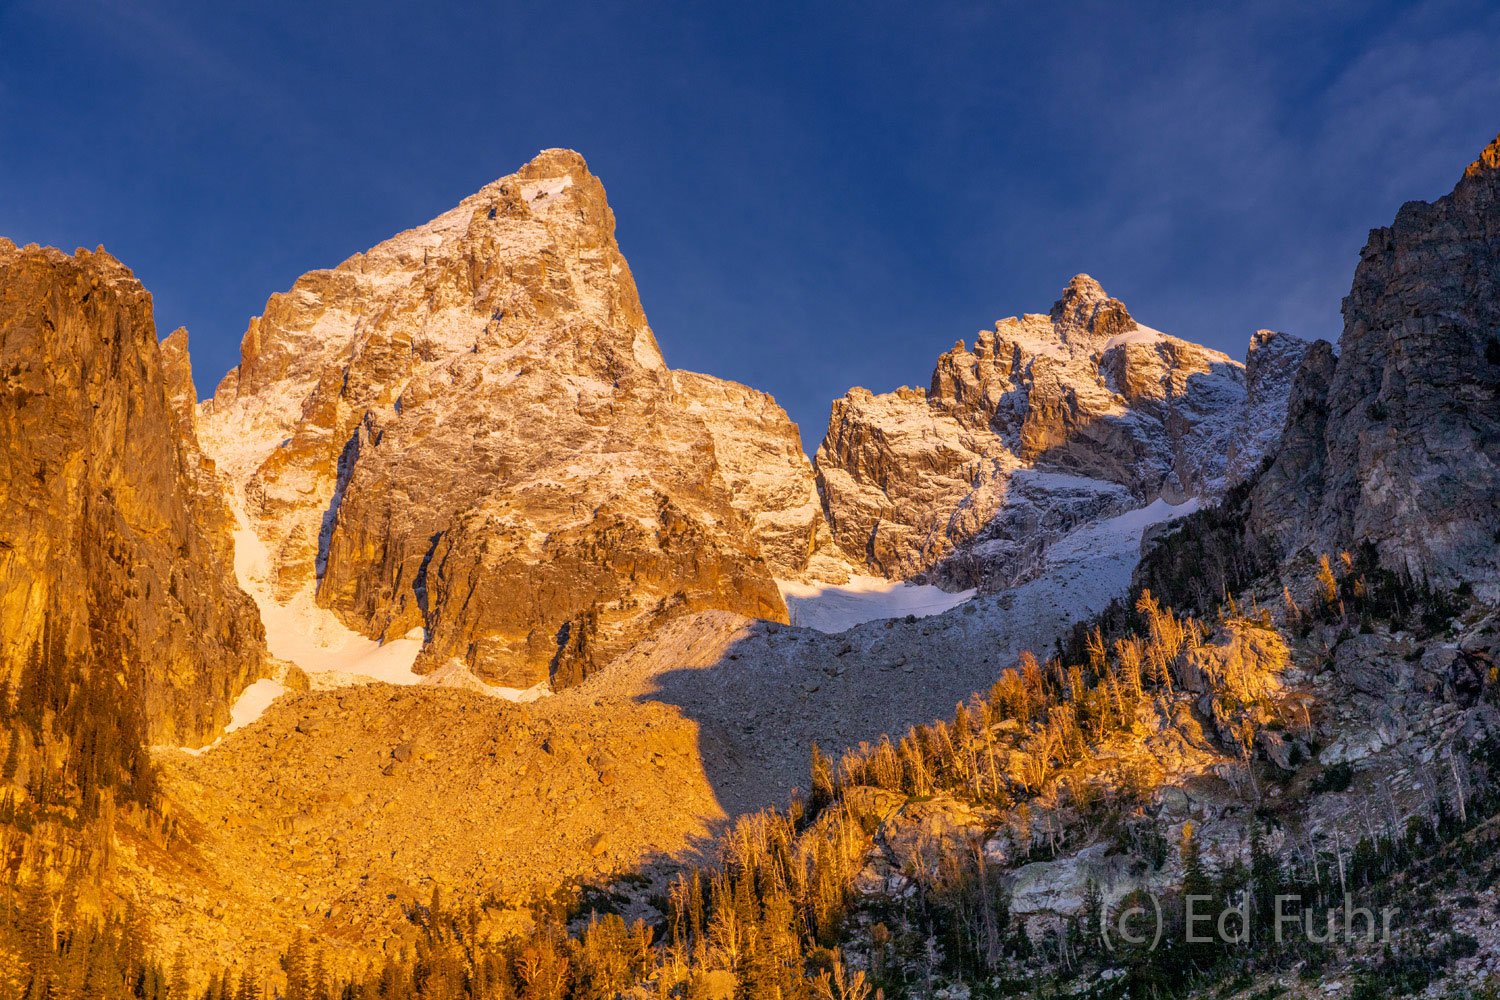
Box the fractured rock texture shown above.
[1225,329,1309,486]
[814,275,1301,588]
[200,151,797,688]
[0,241,265,744]
[669,370,848,582]
[1252,132,1500,589]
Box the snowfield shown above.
[183,499,552,750]
[226,679,286,733]
[777,495,1197,635]
[778,576,975,633]
[1045,496,1201,571]
[230,513,427,685]
[1101,323,1170,351]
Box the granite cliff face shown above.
[668,370,849,582]
[0,241,265,744]
[1252,132,1500,591]
[1225,328,1309,486]
[814,276,1303,588]
[199,151,831,689]
[1248,341,1339,548]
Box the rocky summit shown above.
[198,150,846,690]
[814,273,1307,589]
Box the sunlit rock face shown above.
[1251,132,1500,592]
[0,241,265,744]
[667,370,850,583]
[814,276,1303,590]
[201,150,802,688]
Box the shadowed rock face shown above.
[0,241,265,744]
[1249,341,1338,547]
[814,275,1301,588]
[200,150,798,688]
[1225,328,1311,486]
[1252,132,1500,591]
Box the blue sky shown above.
[3,1,1498,446]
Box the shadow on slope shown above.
[581,489,1201,818]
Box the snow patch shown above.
[227,679,286,733]
[1031,496,1201,616]
[189,495,555,748]
[233,511,425,685]
[174,676,289,755]
[775,497,1196,637]
[1101,324,1169,351]
[632,329,666,371]
[1046,496,1200,562]
[778,576,975,633]
[422,660,552,702]
[369,200,474,259]
[520,175,574,209]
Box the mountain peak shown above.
[1048,273,1135,341]
[197,149,808,691]
[1462,130,1500,181]
[519,147,591,179]
[1060,272,1108,301]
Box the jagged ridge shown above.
[813,274,1307,589]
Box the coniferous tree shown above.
[1249,824,1282,939]
[309,948,331,1000]
[1081,877,1104,955]
[2,729,19,785]
[808,744,834,816]
[17,634,47,734]
[232,970,256,1000]
[283,930,309,1000]
[168,946,189,1000]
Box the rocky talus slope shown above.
[0,241,265,744]
[1253,131,1500,592]
[198,150,852,690]
[814,275,1305,589]
[134,684,725,971]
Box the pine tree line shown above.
[4,600,159,819]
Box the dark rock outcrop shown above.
[1249,340,1338,546]
[1252,131,1500,591]
[1225,329,1310,486]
